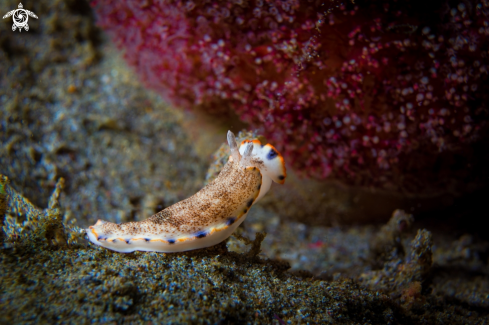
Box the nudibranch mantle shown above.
[86,131,286,253]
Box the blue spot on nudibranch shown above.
[145,238,151,242]
[278,175,285,181]
[247,199,253,207]
[167,239,176,244]
[226,217,236,226]
[267,148,278,160]
[125,239,130,244]
[195,231,208,238]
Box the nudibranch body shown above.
[86,131,286,253]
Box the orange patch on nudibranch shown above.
[90,227,99,239]
[241,139,262,146]
[150,238,167,243]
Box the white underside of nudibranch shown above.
[86,216,246,253]
[86,131,286,253]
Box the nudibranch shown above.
[86,131,286,253]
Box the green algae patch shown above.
[0,238,483,324]
[0,242,393,324]
[1,175,73,248]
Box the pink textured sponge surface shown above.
[92,0,489,193]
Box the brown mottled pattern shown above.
[251,157,265,170]
[98,159,261,238]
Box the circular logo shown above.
[13,10,28,28]
[2,3,38,32]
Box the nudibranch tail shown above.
[86,130,283,253]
